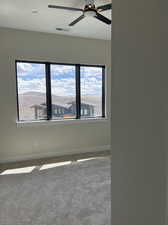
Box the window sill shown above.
[16,117,109,128]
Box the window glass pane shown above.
[51,65,76,119]
[17,62,47,121]
[81,66,103,117]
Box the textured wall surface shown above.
[111,0,166,224]
[0,28,111,163]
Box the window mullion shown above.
[102,66,105,118]
[76,64,81,119]
[45,63,52,120]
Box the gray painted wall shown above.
[0,28,111,163]
[161,1,168,224]
[111,0,166,224]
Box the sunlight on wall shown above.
[77,157,97,162]
[0,166,36,175]
[39,161,72,170]
[0,157,103,175]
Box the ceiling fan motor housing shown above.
[84,4,97,17]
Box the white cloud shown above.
[17,63,102,79]
[18,75,102,96]
[81,67,102,78]
[17,63,45,77]
[51,65,75,75]
[17,63,103,97]
[17,63,34,76]
[18,78,46,93]
[17,63,75,76]
[51,78,76,96]
[81,77,102,96]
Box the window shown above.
[16,61,105,122]
[51,64,76,119]
[16,62,46,121]
[81,66,104,118]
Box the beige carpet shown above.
[0,157,111,225]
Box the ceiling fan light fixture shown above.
[84,10,96,17]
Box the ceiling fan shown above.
[48,0,112,26]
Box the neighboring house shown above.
[30,104,47,119]
[68,101,94,117]
[31,101,94,119]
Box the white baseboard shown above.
[0,145,111,164]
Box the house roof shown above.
[31,101,95,110]
[52,101,70,108]
[67,101,94,107]
[31,104,46,110]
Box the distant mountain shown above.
[19,92,101,107]
[22,91,46,97]
[18,92,102,120]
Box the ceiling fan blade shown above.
[48,5,83,12]
[69,15,85,26]
[97,3,112,12]
[95,13,111,25]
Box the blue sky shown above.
[17,63,102,96]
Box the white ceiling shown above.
[0,0,111,40]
